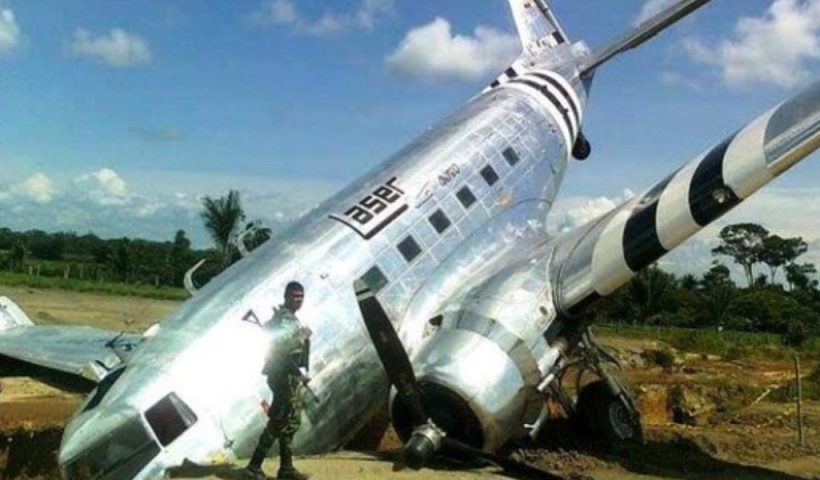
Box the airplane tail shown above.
[507,0,569,56]
[503,0,711,76]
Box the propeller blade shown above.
[441,438,566,480]
[354,279,427,427]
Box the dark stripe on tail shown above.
[531,72,579,129]
[510,78,575,139]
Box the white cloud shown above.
[548,189,635,234]
[74,168,129,205]
[551,186,820,281]
[386,17,519,83]
[254,0,298,26]
[13,173,55,204]
[635,0,678,25]
[660,71,702,91]
[250,0,394,36]
[683,0,820,88]
[133,127,186,142]
[69,28,152,68]
[0,168,340,247]
[0,4,20,55]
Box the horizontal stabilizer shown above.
[552,79,820,315]
[580,0,711,76]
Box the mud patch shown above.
[0,428,63,480]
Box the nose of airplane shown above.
[59,406,163,480]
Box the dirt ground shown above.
[1,286,819,480]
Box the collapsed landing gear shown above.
[576,379,642,445]
[541,328,642,447]
[572,130,592,161]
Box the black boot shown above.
[276,436,310,480]
[243,465,267,480]
[245,429,275,480]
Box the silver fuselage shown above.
[58,46,589,479]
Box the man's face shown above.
[286,289,305,312]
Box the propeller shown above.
[354,279,565,480]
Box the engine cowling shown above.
[391,311,550,452]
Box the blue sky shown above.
[1,0,819,277]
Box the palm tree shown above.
[201,190,245,267]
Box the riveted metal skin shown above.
[0,3,814,479]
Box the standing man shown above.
[245,281,312,480]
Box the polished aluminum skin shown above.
[0,2,816,479]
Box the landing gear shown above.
[576,379,642,444]
[572,130,591,161]
[542,328,643,447]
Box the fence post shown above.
[795,355,804,447]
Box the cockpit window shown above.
[144,392,198,446]
[65,416,160,480]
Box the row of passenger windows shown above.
[361,146,523,293]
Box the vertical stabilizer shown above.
[508,0,567,55]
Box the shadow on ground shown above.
[166,461,247,480]
[519,418,814,480]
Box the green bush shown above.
[771,364,820,402]
[643,348,676,369]
[597,324,819,358]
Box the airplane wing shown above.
[579,0,712,76]
[550,79,820,316]
[0,297,139,384]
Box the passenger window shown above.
[397,236,422,262]
[361,265,389,293]
[503,147,520,166]
[145,393,198,446]
[428,209,451,234]
[456,186,476,209]
[480,165,499,186]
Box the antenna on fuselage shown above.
[184,258,207,296]
[105,318,136,363]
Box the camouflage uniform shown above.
[246,306,310,479]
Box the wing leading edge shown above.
[551,79,820,315]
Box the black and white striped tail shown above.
[554,79,820,315]
[486,66,583,149]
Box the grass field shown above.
[597,323,820,358]
[0,272,188,301]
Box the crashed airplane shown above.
[1,0,818,478]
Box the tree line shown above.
[597,223,819,346]
[1,191,817,345]
[0,190,267,289]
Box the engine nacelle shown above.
[391,312,545,452]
